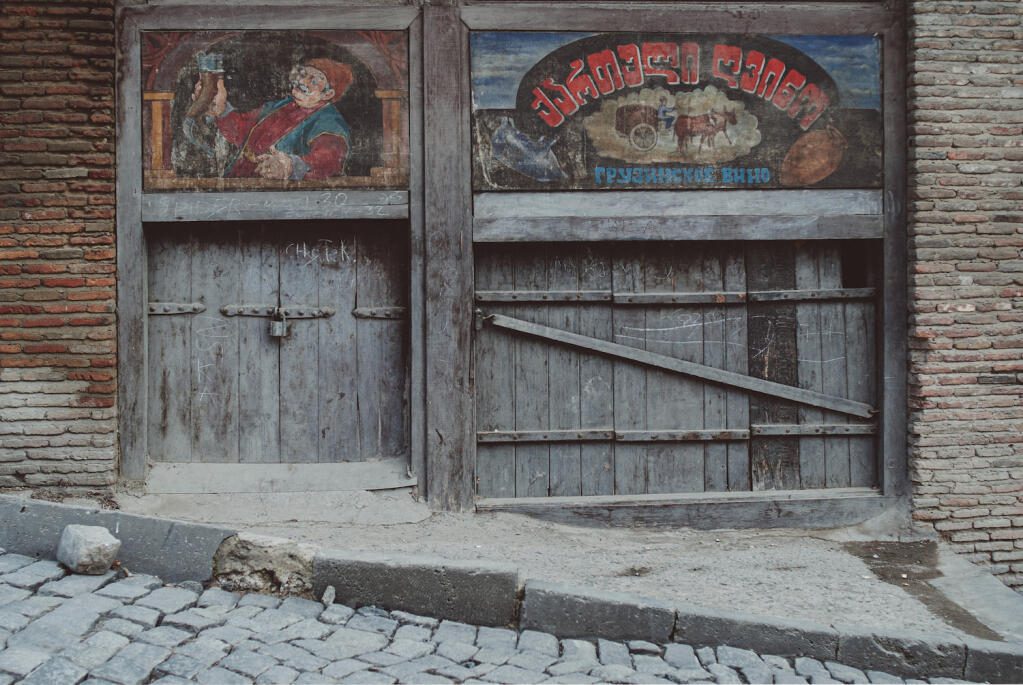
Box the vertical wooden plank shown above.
[703,248,728,492]
[612,247,647,495]
[408,13,427,493]
[579,247,614,496]
[819,246,851,487]
[317,226,359,463]
[279,227,320,463]
[513,246,550,497]
[795,245,826,488]
[424,4,474,509]
[355,225,409,460]
[146,227,192,463]
[725,249,751,491]
[475,246,516,498]
[190,227,240,463]
[237,226,280,463]
[548,249,582,496]
[116,12,146,480]
[846,290,877,487]
[645,246,704,493]
[747,243,800,490]
[882,10,909,499]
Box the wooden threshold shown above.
[476,488,892,529]
[145,458,415,495]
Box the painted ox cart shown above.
[614,104,660,151]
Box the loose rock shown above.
[56,525,121,576]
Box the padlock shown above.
[269,307,290,339]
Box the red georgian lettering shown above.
[567,59,601,105]
[756,58,786,100]
[680,42,700,85]
[712,44,742,89]
[739,50,766,93]
[772,68,807,110]
[587,49,624,94]
[788,83,831,130]
[641,42,680,85]
[531,86,565,127]
[541,77,578,118]
[616,43,644,86]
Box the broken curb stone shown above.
[56,524,121,575]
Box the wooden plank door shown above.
[146,221,409,466]
[474,241,878,500]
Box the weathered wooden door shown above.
[146,221,409,466]
[474,241,878,499]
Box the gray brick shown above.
[634,654,674,675]
[96,576,162,601]
[0,584,31,608]
[63,592,124,615]
[543,674,600,684]
[346,612,398,636]
[237,593,280,609]
[1,560,65,589]
[259,617,331,644]
[775,674,810,685]
[0,611,29,632]
[435,639,478,663]
[665,643,701,670]
[258,642,326,672]
[324,625,390,655]
[707,663,741,683]
[199,624,255,645]
[8,595,62,618]
[508,649,558,672]
[866,671,903,684]
[825,661,869,684]
[598,638,633,666]
[520,630,560,657]
[385,637,435,660]
[434,620,477,644]
[628,639,662,655]
[99,618,145,638]
[796,657,830,678]
[320,604,355,624]
[151,678,191,685]
[0,647,49,676]
[321,658,371,679]
[484,664,548,684]
[234,608,302,633]
[218,649,278,678]
[391,610,438,628]
[38,571,116,597]
[155,654,205,679]
[394,623,433,642]
[432,660,477,681]
[176,637,230,666]
[561,639,597,663]
[61,631,130,669]
[473,645,514,665]
[138,625,192,648]
[278,596,323,618]
[256,665,300,684]
[589,664,638,681]
[742,663,777,685]
[91,642,171,685]
[198,588,239,609]
[476,625,518,649]
[338,671,395,684]
[718,645,764,670]
[359,650,407,667]
[135,587,198,615]
[547,659,600,676]
[196,667,252,684]
[111,604,161,627]
[19,657,88,685]
[0,555,35,574]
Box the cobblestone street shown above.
[0,550,982,685]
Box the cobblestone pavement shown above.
[0,551,979,685]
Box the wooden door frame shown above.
[443,0,909,523]
[115,3,427,490]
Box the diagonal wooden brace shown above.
[484,313,877,419]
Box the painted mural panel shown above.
[471,32,882,191]
[142,31,408,191]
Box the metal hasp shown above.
[219,304,337,340]
[147,302,206,315]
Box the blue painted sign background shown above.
[470,32,882,191]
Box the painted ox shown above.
[674,110,737,152]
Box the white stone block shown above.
[56,524,121,575]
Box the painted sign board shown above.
[471,32,882,191]
[142,30,409,191]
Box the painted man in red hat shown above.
[198,58,354,180]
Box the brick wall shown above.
[0,0,118,490]
[907,0,1023,590]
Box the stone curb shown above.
[0,494,236,583]
[311,549,521,628]
[1,495,1021,683]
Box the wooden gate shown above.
[146,221,410,471]
[474,241,878,499]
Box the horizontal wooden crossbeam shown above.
[483,313,876,419]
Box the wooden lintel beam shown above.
[484,313,877,419]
